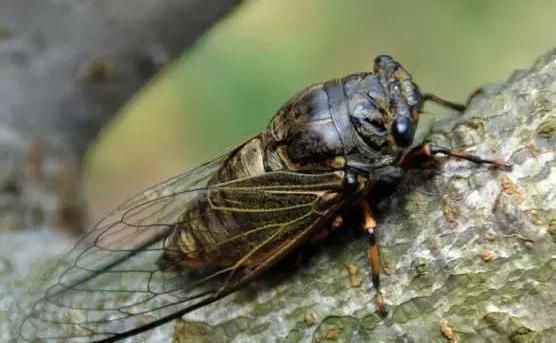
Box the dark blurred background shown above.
[83,0,556,221]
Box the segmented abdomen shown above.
[162,135,288,269]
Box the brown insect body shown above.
[19,56,508,342]
[162,57,420,272]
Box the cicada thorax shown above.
[269,73,405,172]
[161,68,416,272]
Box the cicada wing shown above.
[18,155,226,342]
[18,158,347,342]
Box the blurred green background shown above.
[83,0,556,218]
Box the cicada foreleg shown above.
[360,200,386,316]
[400,143,512,170]
[423,88,495,116]
[422,93,466,112]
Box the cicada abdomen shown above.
[159,134,347,273]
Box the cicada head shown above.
[374,55,423,148]
[349,55,423,153]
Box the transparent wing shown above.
[18,154,346,342]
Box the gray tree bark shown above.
[0,0,241,233]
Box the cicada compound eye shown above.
[391,115,414,147]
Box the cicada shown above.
[18,55,510,342]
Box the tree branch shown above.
[0,0,242,232]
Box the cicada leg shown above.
[399,143,512,170]
[422,93,466,112]
[423,88,491,115]
[361,200,386,316]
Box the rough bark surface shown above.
[1,49,555,342]
[0,0,241,233]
